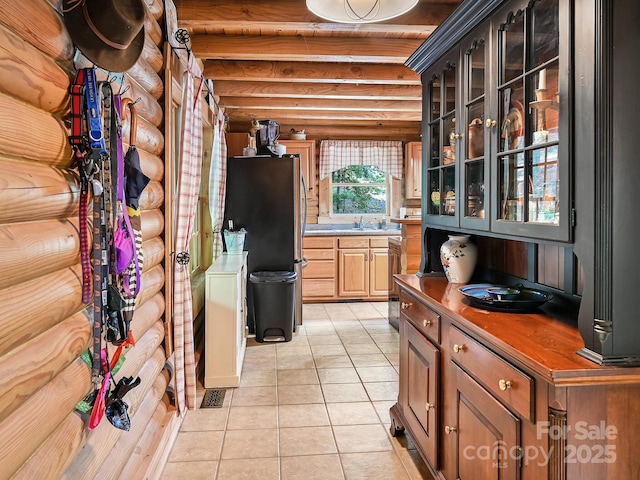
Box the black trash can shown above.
[250,271,297,343]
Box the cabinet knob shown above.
[453,343,466,353]
[401,302,412,310]
[485,118,497,128]
[444,425,457,434]
[499,379,512,391]
[425,402,434,411]
[423,319,431,327]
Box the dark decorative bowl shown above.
[486,287,521,301]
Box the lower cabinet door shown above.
[449,363,520,480]
[401,319,439,469]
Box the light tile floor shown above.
[161,302,434,480]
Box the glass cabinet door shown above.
[425,54,460,228]
[491,0,569,241]
[461,28,490,231]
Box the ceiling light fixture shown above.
[306,0,419,24]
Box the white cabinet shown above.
[204,253,248,388]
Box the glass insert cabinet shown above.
[423,0,570,242]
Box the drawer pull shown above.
[453,343,466,353]
[499,379,512,391]
[401,302,412,310]
[425,402,434,411]
[423,319,431,327]
[444,425,457,434]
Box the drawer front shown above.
[304,260,335,279]
[304,248,335,260]
[338,237,369,248]
[399,291,440,345]
[302,278,335,297]
[303,236,335,248]
[449,327,534,422]
[369,237,389,248]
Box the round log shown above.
[0,313,91,422]
[140,209,164,241]
[0,0,75,70]
[122,114,165,157]
[114,398,168,480]
[0,156,78,224]
[0,218,79,290]
[144,9,163,46]
[142,33,164,74]
[0,92,73,167]
[10,410,86,480]
[142,237,165,272]
[127,56,164,100]
[0,26,69,114]
[92,373,169,480]
[0,264,85,357]
[0,357,91,478]
[136,264,165,307]
[136,148,164,181]
[131,292,165,342]
[144,0,165,21]
[139,181,165,211]
[60,342,166,480]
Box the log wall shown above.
[0,0,177,478]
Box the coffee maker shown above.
[255,119,281,156]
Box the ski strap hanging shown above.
[83,67,109,388]
[69,69,94,304]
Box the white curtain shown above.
[319,140,403,179]
[173,55,204,414]
[208,108,228,259]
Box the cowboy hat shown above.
[64,0,145,72]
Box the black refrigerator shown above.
[223,154,307,334]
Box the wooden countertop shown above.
[305,229,400,236]
[395,274,640,386]
[390,217,421,225]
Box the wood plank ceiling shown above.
[174,0,462,140]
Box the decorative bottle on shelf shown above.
[440,235,477,283]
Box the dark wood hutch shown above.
[390,0,640,479]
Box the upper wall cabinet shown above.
[417,0,571,242]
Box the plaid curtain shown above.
[208,108,227,259]
[319,140,403,179]
[173,55,204,414]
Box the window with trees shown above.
[330,165,389,215]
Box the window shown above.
[330,165,389,215]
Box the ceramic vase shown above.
[440,235,477,283]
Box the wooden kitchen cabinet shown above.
[338,236,389,300]
[391,275,640,480]
[405,141,422,200]
[392,302,440,469]
[450,363,519,480]
[279,139,316,201]
[204,253,248,388]
[413,0,571,242]
[302,236,336,301]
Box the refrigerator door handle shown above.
[294,257,308,268]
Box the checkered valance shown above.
[319,140,403,180]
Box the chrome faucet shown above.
[358,215,364,229]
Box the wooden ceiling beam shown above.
[219,97,422,112]
[177,0,458,35]
[213,81,422,100]
[222,108,422,121]
[203,60,420,85]
[228,121,422,139]
[190,35,423,63]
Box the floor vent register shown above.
[200,389,226,408]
